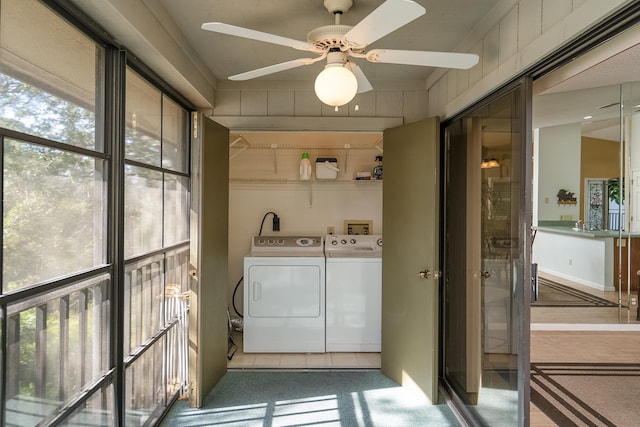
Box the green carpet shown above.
[161,370,459,426]
[533,277,619,307]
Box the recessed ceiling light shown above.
[583,115,592,120]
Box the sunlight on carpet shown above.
[161,371,459,427]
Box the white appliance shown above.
[243,235,325,353]
[325,234,382,352]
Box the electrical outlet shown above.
[327,226,335,235]
[568,258,573,266]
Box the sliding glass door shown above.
[442,79,531,426]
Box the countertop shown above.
[534,225,631,238]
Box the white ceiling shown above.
[147,0,640,139]
[66,0,640,136]
[533,30,640,140]
[158,0,500,84]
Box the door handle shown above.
[481,271,491,278]
[419,269,431,279]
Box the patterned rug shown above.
[532,277,620,307]
[531,362,640,426]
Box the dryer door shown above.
[247,264,322,318]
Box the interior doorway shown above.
[532,23,640,322]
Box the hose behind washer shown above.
[232,276,243,318]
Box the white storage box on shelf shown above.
[315,157,338,180]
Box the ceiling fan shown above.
[201,0,479,107]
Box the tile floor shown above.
[227,332,381,369]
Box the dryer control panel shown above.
[250,235,324,255]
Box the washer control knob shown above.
[376,238,383,247]
[350,238,357,244]
[331,240,338,245]
[340,239,347,244]
[277,239,285,245]
[258,239,266,245]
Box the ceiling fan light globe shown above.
[314,65,358,107]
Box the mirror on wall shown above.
[532,33,640,323]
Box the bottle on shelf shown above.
[372,155,383,180]
[299,152,312,181]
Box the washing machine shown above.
[325,234,382,352]
[243,235,325,353]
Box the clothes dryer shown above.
[243,235,325,353]
[325,234,382,352]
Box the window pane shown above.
[124,165,163,258]
[165,249,189,395]
[124,255,165,354]
[3,139,107,291]
[164,174,190,246]
[162,95,189,172]
[59,383,114,426]
[0,0,101,150]
[125,340,166,426]
[165,248,190,298]
[126,69,161,166]
[443,87,525,426]
[5,277,111,426]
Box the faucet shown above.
[575,220,582,229]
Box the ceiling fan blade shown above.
[229,58,316,81]
[367,49,479,69]
[201,22,312,51]
[345,62,373,93]
[344,0,426,47]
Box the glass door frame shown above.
[440,76,533,426]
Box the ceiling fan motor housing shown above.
[324,0,353,15]
[307,25,354,51]
[325,50,348,66]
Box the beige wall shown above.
[580,136,620,219]
[427,0,633,120]
[213,80,429,127]
[538,124,582,221]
